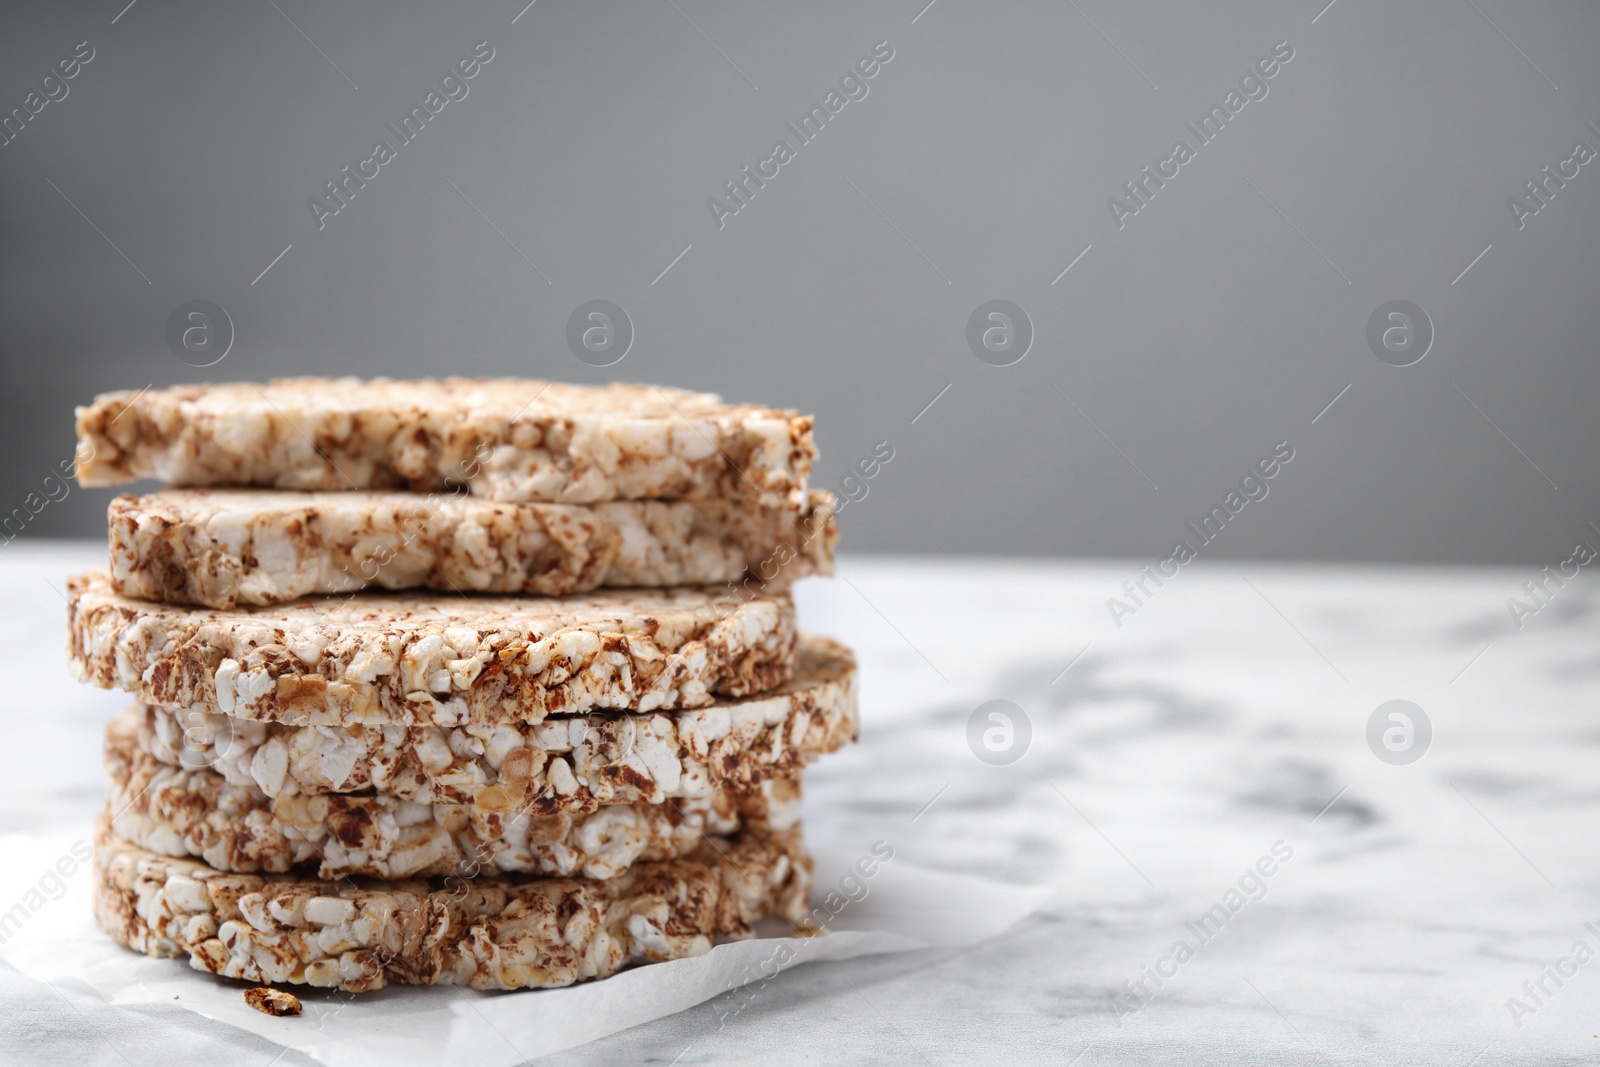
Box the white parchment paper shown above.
[0,833,1050,1065]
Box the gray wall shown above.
[3,0,1598,564]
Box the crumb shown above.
[244,987,301,1017]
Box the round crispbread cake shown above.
[106,488,834,607]
[93,816,812,992]
[108,705,800,881]
[68,570,796,726]
[140,635,855,812]
[75,377,815,510]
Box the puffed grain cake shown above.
[75,378,815,509]
[92,816,811,992]
[108,487,836,608]
[67,570,795,726]
[107,708,800,880]
[142,634,856,810]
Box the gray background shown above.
[3,0,1598,564]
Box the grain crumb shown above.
[244,987,301,1017]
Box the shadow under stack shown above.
[64,378,854,992]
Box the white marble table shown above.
[3,542,1595,1065]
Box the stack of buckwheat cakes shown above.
[65,378,854,993]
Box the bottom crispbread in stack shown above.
[93,816,812,992]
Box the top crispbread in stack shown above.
[76,377,816,507]
[67,377,856,993]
